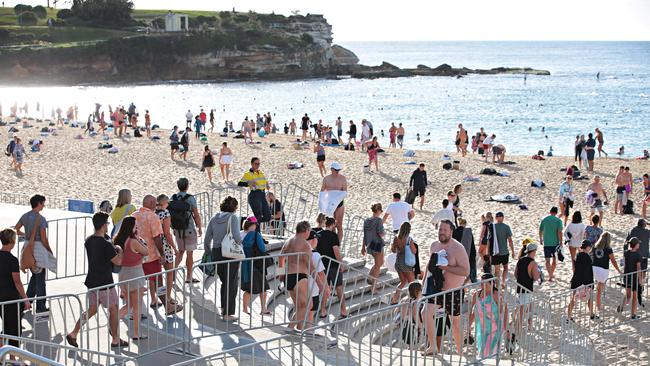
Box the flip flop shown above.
[319,314,328,319]
[165,304,184,316]
[185,278,200,284]
[150,302,163,309]
[66,334,78,348]
[131,335,149,341]
[110,339,129,348]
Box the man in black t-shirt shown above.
[620,238,642,320]
[409,163,428,210]
[67,213,127,349]
[316,217,347,318]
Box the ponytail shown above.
[519,244,527,259]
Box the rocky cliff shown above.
[0,14,550,85]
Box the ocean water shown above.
[1,41,649,156]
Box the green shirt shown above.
[539,215,563,246]
[494,223,512,255]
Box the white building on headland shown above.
[165,11,188,32]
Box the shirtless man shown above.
[423,220,469,355]
[279,221,316,330]
[457,124,468,157]
[321,162,348,242]
[615,166,627,214]
[396,123,405,149]
[595,128,608,158]
[588,176,609,223]
[241,117,253,144]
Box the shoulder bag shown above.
[20,214,40,273]
[221,214,245,260]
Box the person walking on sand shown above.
[559,175,575,225]
[567,240,595,321]
[301,113,310,141]
[585,133,596,171]
[383,192,415,234]
[242,117,254,144]
[289,118,297,136]
[615,166,628,215]
[170,178,202,284]
[180,127,190,161]
[366,136,380,172]
[539,207,563,282]
[592,232,621,316]
[491,212,515,285]
[595,128,608,158]
[201,145,216,183]
[389,122,397,148]
[314,141,326,177]
[170,126,180,160]
[564,211,586,263]
[185,109,193,129]
[619,238,642,320]
[321,162,348,242]
[144,110,151,138]
[348,120,357,146]
[396,123,405,149]
[483,134,495,162]
[457,123,468,157]
[12,137,25,175]
[409,163,428,210]
[643,174,650,219]
[218,142,233,182]
[209,109,215,133]
[362,203,385,289]
[336,117,343,141]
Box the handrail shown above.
[0,345,62,366]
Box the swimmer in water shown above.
[417,133,420,141]
[529,127,532,132]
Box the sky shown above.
[8,0,650,41]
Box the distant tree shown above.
[71,0,134,24]
[13,4,33,15]
[17,11,38,26]
[32,5,48,19]
[56,8,73,19]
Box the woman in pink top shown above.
[113,216,149,340]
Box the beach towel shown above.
[108,147,119,154]
[498,171,509,177]
[318,190,347,216]
[441,154,451,160]
[531,179,545,188]
[403,150,415,157]
[287,162,303,170]
[403,161,417,165]
[532,155,545,160]
[152,136,160,140]
[489,194,520,203]
[464,176,480,182]
[475,292,502,358]
[481,168,497,175]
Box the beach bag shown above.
[168,194,193,232]
[221,215,245,259]
[111,204,133,237]
[199,250,215,277]
[134,129,142,137]
[481,168,497,175]
[624,201,634,215]
[442,163,452,170]
[252,232,274,270]
[404,238,416,267]
[405,189,417,205]
[20,215,40,273]
[386,252,397,272]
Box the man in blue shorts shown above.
[539,206,563,282]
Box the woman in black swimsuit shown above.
[202,145,216,183]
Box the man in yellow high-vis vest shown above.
[238,157,271,226]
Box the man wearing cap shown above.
[626,219,650,306]
[539,207,564,282]
[239,157,271,229]
[491,211,514,284]
[321,162,347,242]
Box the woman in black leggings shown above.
[0,229,30,353]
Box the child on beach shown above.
[396,281,422,348]
[469,273,504,359]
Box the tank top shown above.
[516,256,534,293]
[122,238,144,267]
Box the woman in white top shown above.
[559,176,575,226]
[564,211,586,264]
[218,142,233,181]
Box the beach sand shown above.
[1,119,648,299]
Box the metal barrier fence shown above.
[591,332,650,365]
[0,293,135,365]
[598,269,649,332]
[281,183,318,235]
[193,191,212,230]
[0,192,69,211]
[340,214,396,260]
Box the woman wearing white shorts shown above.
[219,142,233,181]
[591,232,622,315]
[564,211,586,263]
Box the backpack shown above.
[168,194,193,232]
[134,129,142,137]
[624,200,634,215]
[442,163,452,170]
[481,168,497,175]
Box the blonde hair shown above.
[595,231,612,250]
[316,213,327,227]
[116,189,132,208]
[0,228,16,246]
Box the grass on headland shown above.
[0,6,59,26]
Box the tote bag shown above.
[404,238,416,267]
[221,214,245,260]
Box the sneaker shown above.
[590,314,600,320]
[616,305,623,313]
[631,314,640,320]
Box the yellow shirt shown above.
[239,169,268,191]
[111,204,136,226]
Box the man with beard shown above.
[423,220,469,355]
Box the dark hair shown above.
[453,184,462,194]
[30,194,46,208]
[296,220,311,234]
[419,163,425,167]
[592,214,600,225]
[325,217,336,227]
[628,237,640,248]
[243,221,256,231]
[92,212,109,231]
[571,211,582,224]
[550,206,558,214]
[251,157,260,165]
[393,192,401,199]
[408,282,422,299]
[113,216,136,248]
[439,219,455,231]
[177,177,189,192]
[204,145,210,152]
[220,196,238,213]
[442,199,449,208]
[371,203,382,213]
[588,133,593,138]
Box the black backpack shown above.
[624,200,634,215]
[168,194,193,231]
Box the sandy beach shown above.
[1,118,648,298]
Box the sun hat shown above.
[330,161,342,171]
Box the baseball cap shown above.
[524,242,539,254]
[246,216,258,223]
[495,211,504,218]
[330,161,342,171]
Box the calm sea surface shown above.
[1,41,649,156]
